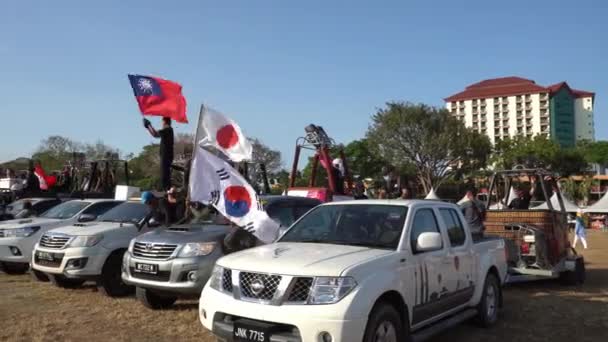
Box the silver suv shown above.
[122,196,321,309]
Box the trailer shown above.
[484,168,585,285]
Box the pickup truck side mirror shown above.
[416,232,443,253]
[78,213,97,223]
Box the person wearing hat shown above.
[141,191,173,228]
[573,209,588,249]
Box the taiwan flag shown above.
[128,74,188,123]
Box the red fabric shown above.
[135,77,188,123]
[34,165,57,190]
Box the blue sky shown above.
[1,0,607,167]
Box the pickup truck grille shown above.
[40,234,71,249]
[132,242,177,260]
[286,277,313,303]
[221,268,233,292]
[239,272,282,301]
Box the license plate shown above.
[233,320,271,342]
[135,263,158,274]
[37,251,54,261]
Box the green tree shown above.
[250,138,282,174]
[492,136,588,176]
[366,102,492,193]
[343,139,386,179]
[579,140,608,165]
[127,144,161,189]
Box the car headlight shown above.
[68,234,103,247]
[308,277,357,304]
[1,226,40,238]
[178,242,216,257]
[209,265,224,291]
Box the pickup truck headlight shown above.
[209,265,224,291]
[68,234,103,248]
[0,226,40,238]
[308,277,357,305]
[178,242,216,257]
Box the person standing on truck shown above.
[573,209,588,249]
[143,117,174,191]
[460,188,486,239]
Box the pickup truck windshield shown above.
[40,201,90,220]
[279,204,408,249]
[98,202,151,224]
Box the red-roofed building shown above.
[445,77,595,147]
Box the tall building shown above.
[444,77,595,147]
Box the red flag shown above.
[128,74,188,123]
[34,165,57,190]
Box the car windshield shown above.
[98,202,151,224]
[279,204,408,250]
[40,201,90,220]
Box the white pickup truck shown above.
[0,199,121,276]
[31,200,153,297]
[199,200,507,342]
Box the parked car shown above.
[122,196,322,309]
[31,200,155,296]
[199,199,508,342]
[0,198,63,221]
[0,199,122,276]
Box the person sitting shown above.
[509,188,532,210]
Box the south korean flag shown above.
[189,147,281,243]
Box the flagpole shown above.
[185,103,206,217]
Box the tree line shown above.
[3,102,607,199]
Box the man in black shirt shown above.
[143,117,174,191]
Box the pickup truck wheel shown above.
[363,303,405,342]
[0,262,29,274]
[48,274,85,288]
[136,287,178,310]
[476,273,500,327]
[560,257,585,286]
[97,252,134,297]
[31,269,50,282]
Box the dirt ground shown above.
[1,231,607,342]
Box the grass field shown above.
[2,231,607,342]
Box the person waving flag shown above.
[128,74,188,123]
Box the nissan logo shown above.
[250,279,265,296]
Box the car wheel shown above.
[31,269,50,282]
[48,274,85,288]
[560,257,585,286]
[362,302,406,342]
[97,251,134,297]
[476,273,500,327]
[136,287,178,310]
[0,262,29,275]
